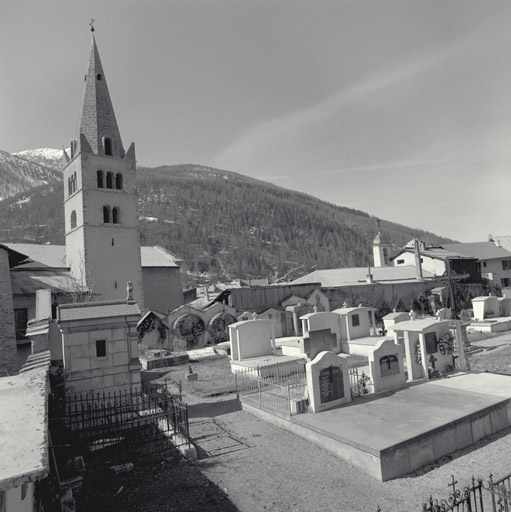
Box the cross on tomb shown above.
[429,354,438,369]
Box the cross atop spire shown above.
[89,18,95,32]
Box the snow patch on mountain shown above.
[13,148,68,172]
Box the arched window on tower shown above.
[112,207,120,224]
[104,137,113,156]
[70,210,77,229]
[115,173,123,190]
[68,177,72,196]
[103,206,111,224]
[106,171,114,189]
[97,170,104,188]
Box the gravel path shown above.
[185,392,511,512]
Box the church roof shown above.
[77,35,124,157]
[10,269,88,295]
[5,243,180,269]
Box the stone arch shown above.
[173,314,205,349]
[208,311,238,344]
[103,205,111,223]
[106,171,114,189]
[104,136,113,156]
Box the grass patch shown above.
[469,345,511,375]
[160,357,238,398]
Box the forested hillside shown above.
[0,162,454,287]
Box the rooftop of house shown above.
[4,243,180,269]
[0,364,49,490]
[58,299,141,321]
[491,236,511,253]
[441,242,511,262]
[290,266,434,287]
[391,244,476,262]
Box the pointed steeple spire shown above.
[77,34,124,158]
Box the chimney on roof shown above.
[488,233,493,241]
[495,239,501,247]
[126,281,135,304]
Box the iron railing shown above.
[235,360,308,416]
[49,383,190,466]
[349,367,372,397]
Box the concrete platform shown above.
[242,373,511,481]
[469,317,511,333]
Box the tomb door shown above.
[319,366,344,403]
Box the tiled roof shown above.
[58,300,140,321]
[392,247,474,262]
[441,242,511,261]
[5,243,180,269]
[4,243,67,268]
[140,246,180,268]
[290,266,433,287]
[10,269,88,294]
[492,236,511,253]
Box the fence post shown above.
[489,473,497,511]
[287,384,291,415]
[258,378,261,407]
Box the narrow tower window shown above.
[97,170,104,188]
[96,73,102,81]
[103,206,111,223]
[106,171,114,189]
[70,210,77,229]
[112,207,120,224]
[104,137,113,156]
[115,173,123,190]
[96,339,107,358]
[68,178,72,196]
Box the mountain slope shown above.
[13,148,68,172]
[0,151,454,286]
[0,149,61,200]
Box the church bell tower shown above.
[63,28,144,306]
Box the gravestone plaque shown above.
[379,355,399,377]
[319,366,344,403]
[425,332,438,355]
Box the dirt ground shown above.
[185,390,511,512]
[80,337,511,512]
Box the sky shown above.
[1,0,510,242]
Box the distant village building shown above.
[391,239,481,282]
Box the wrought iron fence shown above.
[486,473,511,511]
[349,367,373,397]
[419,473,511,512]
[235,360,308,416]
[49,383,190,468]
